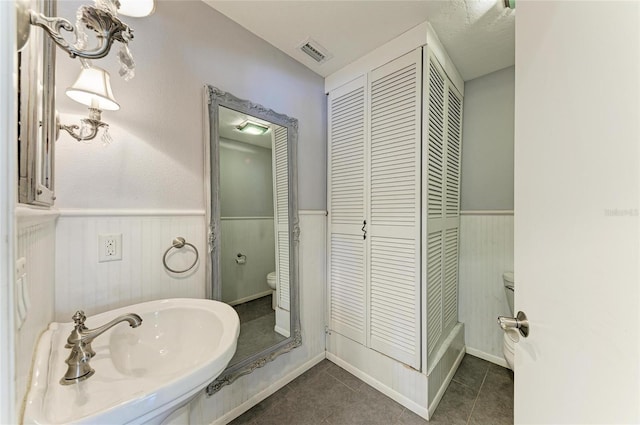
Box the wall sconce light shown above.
[60,65,119,143]
[16,0,141,70]
[16,0,154,144]
[237,120,270,135]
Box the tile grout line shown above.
[466,368,489,425]
[393,407,408,425]
[324,368,362,393]
[451,376,484,393]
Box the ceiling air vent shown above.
[299,39,332,64]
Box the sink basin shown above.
[24,298,240,424]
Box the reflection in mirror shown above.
[205,86,301,394]
[218,106,289,366]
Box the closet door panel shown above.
[328,76,368,344]
[424,53,447,360]
[368,50,422,369]
[330,233,366,343]
[426,230,443,356]
[445,88,462,219]
[423,50,464,364]
[273,126,290,310]
[442,85,463,332]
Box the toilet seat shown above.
[266,272,276,289]
[266,272,277,309]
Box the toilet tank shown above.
[503,272,515,315]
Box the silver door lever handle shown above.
[497,311,529,338]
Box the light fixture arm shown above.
[28,5,133,60]
[59,108,109,142]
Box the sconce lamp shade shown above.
[118,0,155,17]
[66,66,120,111]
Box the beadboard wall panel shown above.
[189,211,327,424]
[55,211,206,321]
[458,213,514,365]
[15,208,57,412]
[220,218,275,305]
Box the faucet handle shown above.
[72,310,87,327]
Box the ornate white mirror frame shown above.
[204,85,302,394]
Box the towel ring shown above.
[163,237,199,274]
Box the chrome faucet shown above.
[60,310,142,385]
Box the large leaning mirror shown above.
[204,86,301,394]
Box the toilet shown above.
[502,272,515,370]
[266,271,277,309]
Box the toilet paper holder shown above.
[497,311,529,338]
[235,253,247,264]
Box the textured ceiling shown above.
[203,0,515,81]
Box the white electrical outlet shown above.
[98,234,122,262]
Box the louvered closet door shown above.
[368,49,422,369]
[423,51,463,364]
[273,126,290,311]
[328,76,367,344]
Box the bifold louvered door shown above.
[273,126,290,311]
[423,51,463,364]
[367,50,422,369]
[328,52,422,368]
[328,47,461,371]
[328,76,368,344]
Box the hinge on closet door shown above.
[362,220,367,240]
[324,325,331,335]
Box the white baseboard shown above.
[274,326,290,338]
[227,290,272,306]
[325,353,430,420]
[212,352,326,425]
[465,347,509,369]
[428,346,466,414]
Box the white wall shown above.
[219,139,276,303]
[460,66,514,211]
[220,139,274,217]
[220,218,275,304]
[54,212,206,320]
[52,1,326,313]
[458,213,513,366]
[55,0,326,211]
[458,66,514,366]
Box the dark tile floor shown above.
[234,296,274,324]
[229,354,513,425]
[230,296,287,366]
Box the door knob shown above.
[497,311,529,338]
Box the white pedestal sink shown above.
[24,298,240,424]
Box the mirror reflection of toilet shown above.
[267,271,277,309]
[502,272,516,370]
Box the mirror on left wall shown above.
[18,0,57,206]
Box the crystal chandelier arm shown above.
[29,5,133,60]
[59,119,108,142]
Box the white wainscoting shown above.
[188,210,327,424]
[54,210,206,321]
[458,212,514,366]
[15,207,58,414]
[220,217,275,305]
